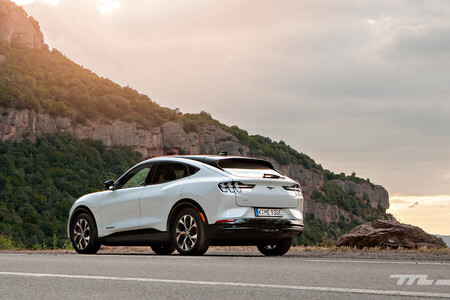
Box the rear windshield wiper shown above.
[263,173,285,179]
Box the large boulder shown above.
[336,220,446,249]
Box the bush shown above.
[0,234,17,250]
[0,133,142,248]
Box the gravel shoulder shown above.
[2,246,449,262]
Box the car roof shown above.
[136,155,275,170]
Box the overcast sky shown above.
[13,0,450,234]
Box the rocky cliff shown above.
[0,0,45,49]
[0,107,390,225]
[0,0,391,232]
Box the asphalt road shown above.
[1,251,449,299]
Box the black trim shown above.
[97,219,303,247]
[207,218,303,246]
[177,155,276,172]
[98,229,170,246]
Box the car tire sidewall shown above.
[70,212,101,254]
[257,239,292,256]
[171,208,209,256]
[151,244,176,255]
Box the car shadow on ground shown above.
[95,252,264,258]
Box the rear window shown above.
[218,158,284,178]
[218,159,273,170]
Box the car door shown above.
[101,163,154,235]
[139,162,189,231]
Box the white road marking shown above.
[303,259,450,266]
[0,271,449,298]
[436,280,450,286]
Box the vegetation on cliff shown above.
[0,45,388,248]
[0,133,142,248]
[0,133,342,248]
[0,47,339,174]
[312,184,383,219]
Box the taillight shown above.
[215,219,236,223]
[218,181,255,193]
[283,184,302,196]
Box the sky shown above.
[12,0,450,235]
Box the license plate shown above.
[255,208,283,217]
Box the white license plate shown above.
[255,208,283,217]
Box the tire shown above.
[70,212,101,254]
[170,207,209,256]
[257,239,292,256]
[151,244,176,255]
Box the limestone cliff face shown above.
[0,107,390,224]
[0,0,45,49]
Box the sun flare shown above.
[98,0,120,14]
[11,0,121,14]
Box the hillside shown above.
[0,0,392,248]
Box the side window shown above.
[152,162,189,184]
[188,165,199,175]
[120,165,153,189]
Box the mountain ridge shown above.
[0,0,392,246]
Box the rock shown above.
[199,132,217,154]
[0,54,5,65]
[162,121,186,151]
[305,199,363,224]
[92,123,111,146]
[217,141,241,156]
[0,0,44,49]
[55,116,71,129]
[111,120,139,146]
[0,107,392,227]
[336,220,446,249]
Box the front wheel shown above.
[257,239,292,256]
[170,208,209,256]
[70,212,101,254]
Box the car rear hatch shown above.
[217,158,300,208]
[234,178,300,208]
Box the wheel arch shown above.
[70,205,99,233]
[167,199,208,231]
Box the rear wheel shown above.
[171,208,209,256]
[257,239,292,256]
[151,244,176,255]
[70,212,101,254]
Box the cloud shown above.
[408,201,419,209]
[14,0,450,202]
[388,195,450,234]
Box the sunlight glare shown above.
[98,0,120,14]
[11,0,58,5]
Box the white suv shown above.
[68,155,304,256]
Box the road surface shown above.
[0,250,449,299]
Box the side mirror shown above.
[104,180,115,190]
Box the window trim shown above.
[115,163,155,190]
[149,161,199,185]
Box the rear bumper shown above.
[207,218,303,246]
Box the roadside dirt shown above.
[2,246,449,261]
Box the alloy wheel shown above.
[176,215,198,251]
[73,218,90,250]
